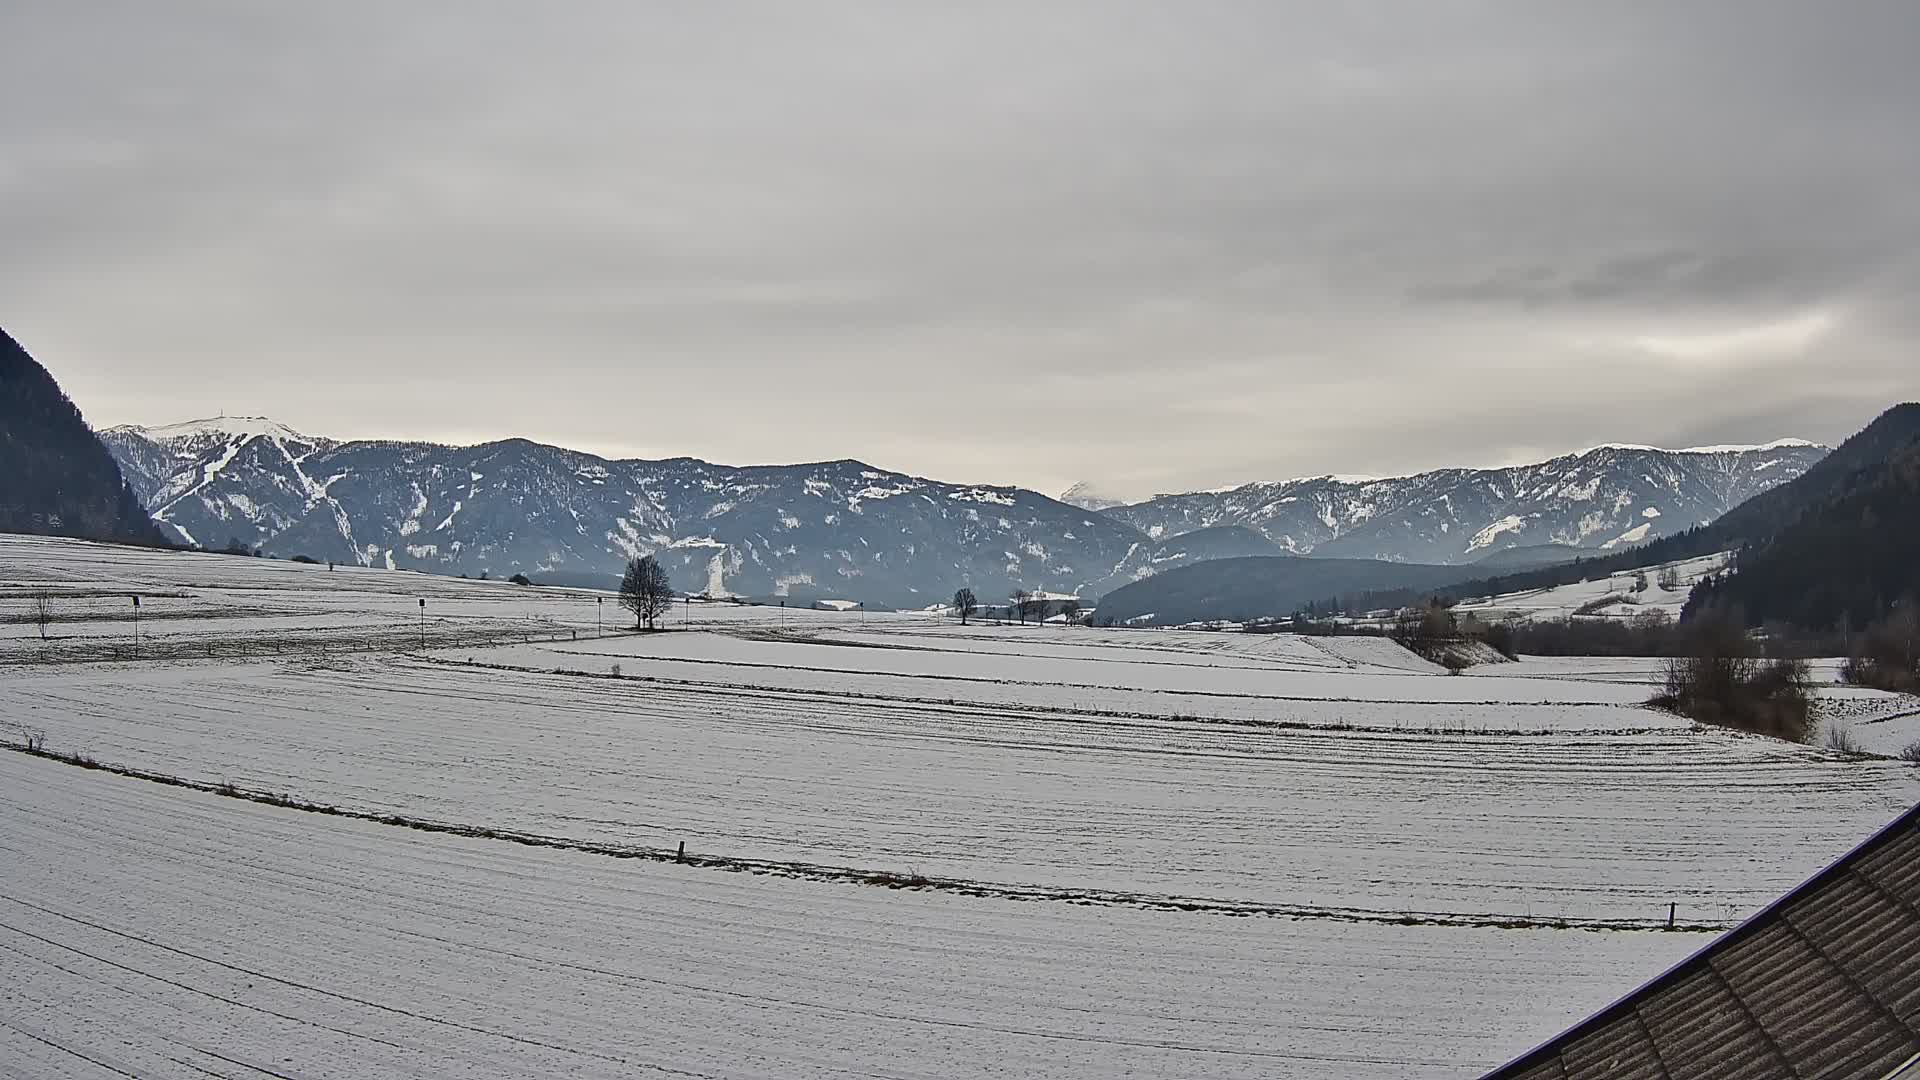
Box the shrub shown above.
[509,573,533,586]
[1440,651,1470,675]
[1652,615,1814,742]
[1574,594,1635,616]
[1900,740,1920,764]
[1823,723,1862,754]
[1840,606,1920,693]
[290,554,319,564]
[1480,620,1519,661]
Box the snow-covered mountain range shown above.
[1104,440,1828,564]
[100,418,1171,603]
[100,418,1825,603]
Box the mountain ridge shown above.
[100,414,1828,604]
[1105,441,1827,565]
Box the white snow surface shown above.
[116,414,313,445]
[0,750,1702,1079]
[3,532,1917,1078]
[1452,552,1732,624]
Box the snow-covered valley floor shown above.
[3,534,1917,1077]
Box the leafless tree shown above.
[31,593,52,641]
[1010,588,1031,625]
[620,555,674,630]
[952,587,978,625]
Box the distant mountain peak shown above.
[1059,481,1127,511]
[107,415,315,445]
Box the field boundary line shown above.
[2,740,1725,934]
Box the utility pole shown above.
[131,594,140,658]
[418,598,426,651]
[597,595,603,637]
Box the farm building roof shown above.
[1487,801,1920,1079]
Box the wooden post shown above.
[1668,902,1676,929]
[676,840,686,864]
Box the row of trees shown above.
[951,588,1082,626]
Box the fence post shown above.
[1668,902,1676,929]
[676,841,686,864]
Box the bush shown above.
[509,573,533,586]
[1823,723,1862,754]
[1651,615,1814,742]
[1574,594,1635,616]
[1899,740,1920,764]
[290,554,320,564]
[1480,620,1519,661]
[1840,606,1920,693]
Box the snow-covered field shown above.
[1451,551,1730,623]
[0,750,1699,1079]
[3,533,1917,1077]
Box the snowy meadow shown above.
[3,534,1918,1078]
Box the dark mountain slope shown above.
[1093,555,1468,626]
[0,329,165,545]
[1687,438,1920,630]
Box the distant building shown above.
[1487,802,1920,1079]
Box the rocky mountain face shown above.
[1104,442,1827,565]
[101,418,1827,605]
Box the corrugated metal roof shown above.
[1487,803,1920,1080]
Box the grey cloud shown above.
[4,1,1918,500]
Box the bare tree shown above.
[1010,588,1031,625]
[952,587,978,625]
[1657,566,1681,591]
[31,593,52,641]
[1056,598,1082,625]
[620,555,674,630]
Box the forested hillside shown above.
[0,328,165,546]
[1687,439,1920,631]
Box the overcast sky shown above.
[5,2,1918,498]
